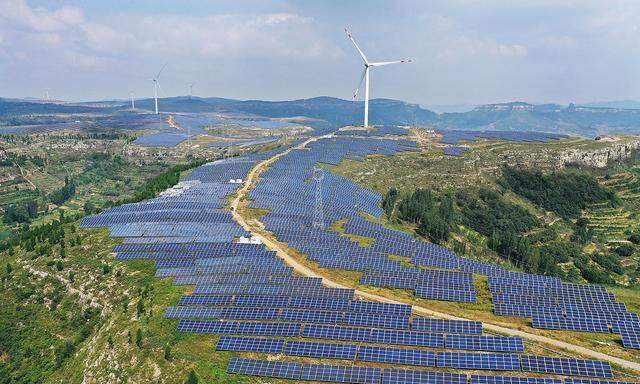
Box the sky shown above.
[1,0,639,106]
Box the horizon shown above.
[2,1,640,106]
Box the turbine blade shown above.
[156,62,168,79]
[352,68,367,100]
[369,59,412,67]
[344,28,368,64]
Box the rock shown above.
[559,141,640,168]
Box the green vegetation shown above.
[501,167,618,219]
[115,160,208,206]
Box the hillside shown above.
[5,97,640,136]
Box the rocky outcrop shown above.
[560,141,640,168]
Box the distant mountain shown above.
[3,96,640,136]
[425,104,476,114]
[580,100,640,110]
[437,102,640,136]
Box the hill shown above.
[4,97,640,136]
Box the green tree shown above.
[185,370,199,384]
[135,328,143,348]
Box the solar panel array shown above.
[488,277,639,348]
[79,135,636,384]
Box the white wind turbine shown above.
[151,63,167,114]
[345,28,412,127]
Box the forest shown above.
[381,167,632,285]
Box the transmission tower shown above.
[312,167,325,229]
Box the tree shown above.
[83,200,96,215]
[135,328,143,348]
[56,260,63,271]
[164,344,172,360]
[185,370,199,384]
[381,187,398,217]
[136,299,144,317]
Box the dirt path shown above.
[230,136,640,373]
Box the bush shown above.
[613,244,635,257]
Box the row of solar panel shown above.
[169,307,482,332]
[173,296,412,316]
[228,357,616,383]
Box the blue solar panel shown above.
[285,341,357,360]
[357,345,436,367]
[437,352,521,371]
[412,318,482,334]
[349,300,412,316]
[564,379,639,384]
[280,308,345,324]
[532,315,610,333]
[344,312,410,329]
[235,321,302,337]
[367,329,445,348]
[301,363,382,384]
[227,357,302,380]
[382,368,467,384]
[290,297,350,311]
[216,336,284,353]
[177,319,238,334]
[471,375,562,384]
[445,335,524,352]
[520,355,613,378]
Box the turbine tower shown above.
[345,28,412,127]
[151,63,167,114]
[130,92,135,110]
[188,83,194,99]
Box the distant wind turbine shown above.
[44,88,51,101]
[130,92,135,110]
[151,63,167,114]
[345,28,412,127]
[189,83,194,98]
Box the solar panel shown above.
[349,300,413,316]
[357,345,436,367]
[177,295,234,306]
[235,321,302,337]
[216,336,284,353]
[234,295,290,308]
[177,319,239,334]
[280,308,345,324]
[520,355,613,378]
[471,375,562,384]
[302,324,372,342]
[416,286,477,303]
[284,341,357,360]
[619,331,640,349]
[344,312,410,329]
[532,315,610,333]
[412,318,482,335]
[227,357,302,380]
[564,379,640,384]
[301,363,382,384]
[437,352,521,371]
[367,329,445,348]
[289,297,350,311]
[382,368,467,384]
[445,335,524,352]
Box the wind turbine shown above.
[130,92,135,110]
[188,83,194,99]
[151,63,167,114]
[345,28,412,127]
